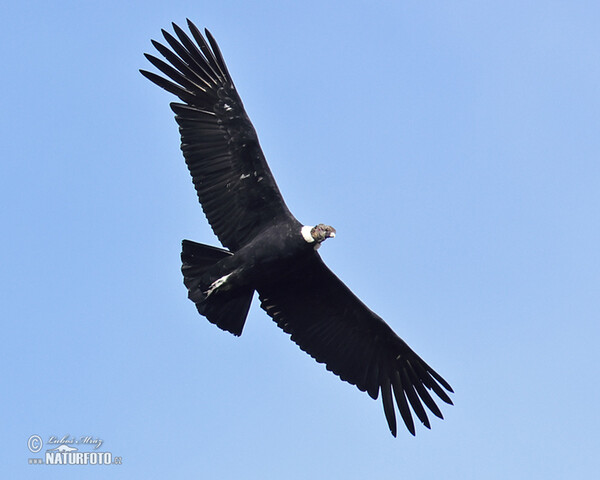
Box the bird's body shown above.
[141,20,454,436]
[209,221,310,292]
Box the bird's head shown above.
[311,224,336,242]
[301,224,336,248]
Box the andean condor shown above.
[140,20,454,436]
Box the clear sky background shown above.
[2,1,599,478]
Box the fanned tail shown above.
[181,240,253,336]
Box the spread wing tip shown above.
[388,361,453,435]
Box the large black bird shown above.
[141,20,453,436]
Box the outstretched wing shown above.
[141,20,294,251]
[258,254,454,436]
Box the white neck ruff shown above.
[301,225,315,243]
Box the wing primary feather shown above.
[411,361,454,405]
[171,23,222,84]
[184,21,226,81]
[380,373,397,437]
[392,370,416,435]
[151,40,214,92]
[413,358,454,393]
[139,69,196,104]
[143,53,205,93]
[161,29,218,85]
[405,363,444,419]
[160,29,189,59]
[204,28,233,80]
[400,368,431,429]
[427,366,454,393]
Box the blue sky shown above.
[2,1,599,478]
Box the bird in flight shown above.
[140,20,453,436]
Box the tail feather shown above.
[181,239,253,336]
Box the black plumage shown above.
[141,20,453,436]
